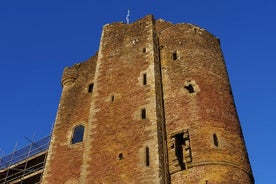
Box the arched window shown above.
[71,125,85,144]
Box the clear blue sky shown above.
[0,0,275,183]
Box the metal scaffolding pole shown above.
[3,142,18,183]
[20,136,35,184]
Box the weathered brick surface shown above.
[82,15,161,184]
[42,15,253,184]
[158,22,253,183]
[42,56,97,184]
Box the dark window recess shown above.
[184,84,195,93]
[170,130,192,172]
[173,52,177,60]
[145,147,150,166]
[88,83,94,93]
[143,74,147,85]
[118,153,124,160]
[213,134,219,147]
[174,133,186,170]
[71,125,85,144]
[111,95,115,102]
[143,48,146,53]
[141,109,146,119]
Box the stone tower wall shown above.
[81,15,163,183]
[157,22,253,183]
[42,15,253,184]
[42,56,97,184]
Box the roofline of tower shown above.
[101,14,220,40]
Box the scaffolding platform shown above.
[0,135,50,184]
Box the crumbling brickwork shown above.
[42,15,254,184]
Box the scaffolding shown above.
[0,135,51,184]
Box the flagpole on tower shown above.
[126,9,130,24]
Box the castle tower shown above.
[42,15,253,184]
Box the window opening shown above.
[173,52,177,60]
[174,133,186,170]
[141,109,146,119]
[71,125,85,144]
[145,147,150,166]
[170,130,192,173]
[111,95,115,102]
[143,48,146,53]
[88,83,94,93]
[184,84,194,93]
[213,134,219,147]
[118,153,124,160]
[143,73,147,85]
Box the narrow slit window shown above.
[88,83,94,93]
[145,147,150,166]
[143,73,147,85]
[213,134,219,147]
[143,48,146,53]
[141,109,146,119]
[111,95,115,102]
[173,52,177,60]
[71,125,85,144]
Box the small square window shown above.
[118,153,124,160]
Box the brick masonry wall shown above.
[42,56,97,184]
[42,15,253,184]
[81,15,162,183]
[158,21,253,183]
